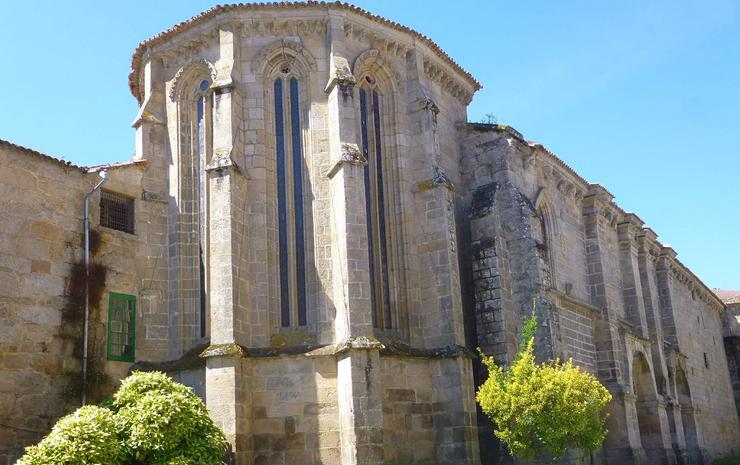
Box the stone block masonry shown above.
[1,3,738,465]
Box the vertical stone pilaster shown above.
[207,163,247,345]
[203,25,252,465]
[336,344,384,465]
[132,57,171,361]
[407,48,465,349]
[325,14,373,341]
[325,14,384,465]
[656,247,679,347]
[203,349,252,465]
[432,357,481,465]
[582,186,624,387]
[618,214,649,335]
[583,186,639,463]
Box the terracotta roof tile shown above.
[0,139,84,171]
[715,289,740,304]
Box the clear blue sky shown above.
[1,1,738,290]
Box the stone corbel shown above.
[417,165,455,192]
[326,142,367,178]
[324,56,356,100]
[206,147,243,176]
[199,342,246,359]
[417,95,440,123]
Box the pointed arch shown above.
[353,49,408,334]
[170,59,216,345]
[533,191,558,290]
[170,58,217,101]
[352,48,404,94]
[259,40,313,329]
[253,39,317,78]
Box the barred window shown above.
[107,293,136,362]
[100,190,135,234]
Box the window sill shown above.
[97,225,138,240]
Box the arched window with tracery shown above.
[272,66,307,328]
[173,62,214,343]
[359,76,393,330]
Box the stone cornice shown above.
[195,338,472,360]
[129,2,481,103]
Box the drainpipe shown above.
[82,170,108,406]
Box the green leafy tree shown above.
[18,371,227,465]
[476,314,612,464]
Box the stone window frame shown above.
[353,53,409,336]
[260,45,314,331]
[107,292,136,362]
[173,61,216,342]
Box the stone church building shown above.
[1,2,738,464]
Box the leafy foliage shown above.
[476,315,612,463]
[113,371,228,465]
[18,371,227,465]
[18,406,124,465]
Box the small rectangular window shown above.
[703,352,709,369]
[100,190,135,234]
[107,293,136,362]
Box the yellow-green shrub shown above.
[18,371,227,465]
[17,405,124,465]
[113,371,228,465]
[476,318,612,463]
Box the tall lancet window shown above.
[274,73,307,327]
[359,79,392,329]
[195,79,211,338]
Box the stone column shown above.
[201,25,252,465]
[325,14,384,465]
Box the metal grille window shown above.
[107,293,136,362]
[100,190,135,234]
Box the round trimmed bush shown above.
[18,405,124,465]
[113,371,227,465]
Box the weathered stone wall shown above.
[662,272,739,459]
[250,355,339,465]
[4,3,738,465]
[723,302,740,419]
[0,142,168,463]
[457,124,739,464]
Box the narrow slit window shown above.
[359,85,392,330]
[274,75,307,327]
[107,293,136,362]
[100,190,135,234]
[196,78,210,339]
